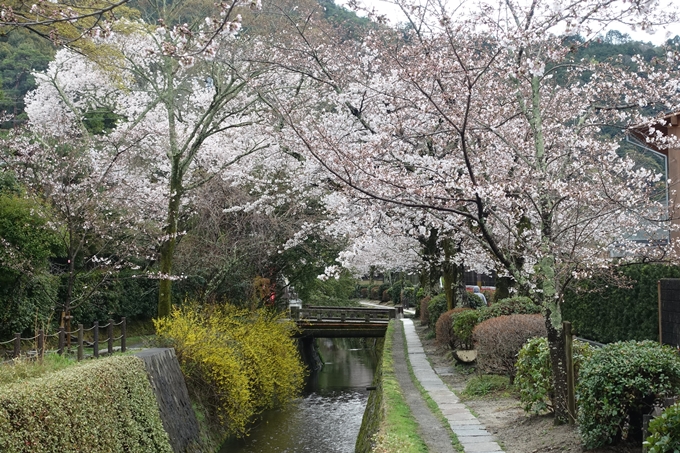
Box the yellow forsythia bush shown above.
[0,355,172,453]
[154,303,306,437]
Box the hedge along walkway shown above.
[401,318,504,453]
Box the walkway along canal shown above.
[219,337,380,453]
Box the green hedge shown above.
[0,355,172,453]
[563,264,680,343]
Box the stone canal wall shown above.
[355,323,390,453]
[135,348,200,453]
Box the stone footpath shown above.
[401,318,504,453]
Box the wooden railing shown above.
[290,306,395,323]
[0,318,127,363]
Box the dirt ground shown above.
[413,321,641,453]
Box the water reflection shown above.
[220,338,378,453]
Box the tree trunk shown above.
[545,308,570,425]
[157,173,182,319]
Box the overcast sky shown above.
[336,0,679,45]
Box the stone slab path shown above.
[401,318,504,453]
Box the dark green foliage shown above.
[306,272,357,306]
[452,309,481,350]
[515,337,593,414]
[578,341,680,448]
[427,293,448,328]
[468,293,484,309]
[0,191,62,337]
[70,269,158,326]
[0,29,54,126]
[389,281,402,305]
[402,286,416,308]
[645,402,680,453]
[478,296,541,322]
[563,264,680,343]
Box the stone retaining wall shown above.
[135,348,200,453]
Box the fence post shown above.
[37,329,44,360]
[107,319,114,355]
[77,324,84,361]
[93,321,99,359]
[58,328,65,355]
[13,333,20,358]
[121,317,126,353]
[563,321,576,423]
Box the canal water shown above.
[219,338,379,453]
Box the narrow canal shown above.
[220,337,379,453]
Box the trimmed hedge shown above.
[427,294,448,327]
[645,402,680,453]
[0,355,172,453]
[578,341,680,448]
[563,264,680,343]
[515,337,593,414]
[472,314,547,381]
[435,308,471,349]
[478,296,541,322]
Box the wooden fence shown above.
[0,318,127,362]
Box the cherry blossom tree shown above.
[268,0,680,423]
[22,0,276,317]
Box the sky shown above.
[336,0,680,45]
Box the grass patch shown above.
[460,374,514,398]
[0,353,78,386]
[401,323,464,453]
[372,322,429,453]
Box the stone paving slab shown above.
[401,318,505,453]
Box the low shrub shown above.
[0,355,172,453]
[402,287,416,308]
[369,285,381,300]
[645,402,680,453]
[435,308,471,349]
[515,337,593,414]
[461,375,512,398]
[360,287,368,298]
[452,309,481,350]
[482,290,494,305]
[155,303,306,437]
[468,293,485,309]
[578,341,680,449]
[419,296,431,325]
[472,314,546,382]
[382,289,390,302]
[478,296,541,322]
[428,294,448,327]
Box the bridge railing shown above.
[291,306,395,323]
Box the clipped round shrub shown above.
[435,307,471,349]
[382,289,390,302]
[645,402,680,453]
[472,314,546,381]
[468,293,485,309]
[478,296,541,322]
[369,285,381,300]
[578,341,680,449]
[515,337,592,414]
[428,293,448,327]
[419,296,431,324]
[452,309,481,350]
